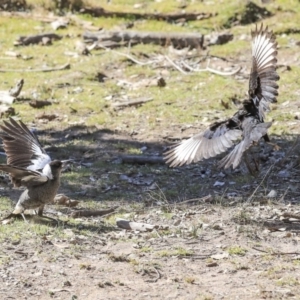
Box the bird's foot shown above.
[268,142,280,151]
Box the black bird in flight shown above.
[0,118,64,217]
[164,24,279,169]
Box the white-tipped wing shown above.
[0,118,51,171]
[249,24,279,119]
[164,120,242,167]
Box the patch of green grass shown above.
[184,277,196,284]
[157,246,193,258]
[276,276,300,287]
[227,246,247,256]
[140,246,152,253]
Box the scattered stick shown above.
[70,207,118,218]
[0,63,70,73]
[119,155,165,165]
[116,218,158,232]
[80,7,215,22]
[83,30,204,49]
[112,97,153,108]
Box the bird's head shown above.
[48,160,63,178]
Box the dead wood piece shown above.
[14,33,62,46]
[116,218,158,232]
[9,78,24,97]
[83,30,204,49]
[0,92,15,105]
[70,207,118,218]
[80,7,215,22]
[0,78,24,104]
[51,19,68,31]
[119,155,165,165]
[0,105,15,118]
[36,112,58,121]
[282,212,300,220]
[53,194,79,207]
[205,32,234,46]
[113,97,153,108]
[0,63,70,73]
[29,100,52,108]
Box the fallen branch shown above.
[116,218,158,232]
[83,30,204,49]
[80,7,215,22]
[112,97,153,108]
[119,155,165,165]
[0,63,70,73]
[70,207,118,218]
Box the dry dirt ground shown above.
[1,1,300,299]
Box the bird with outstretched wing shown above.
[164,24,279,170]
[0,118,64,217]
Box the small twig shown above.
[112,97,154,108]
[205,66,241,76]
[252,247,300,256]
[181,60,240,76]
[165,55,188,74]
[276,137,300,168]
[0,63,70,73]
[168,195,212,206]
[247,164,274,202]
[96,44,155,65]
[145,267,161,283]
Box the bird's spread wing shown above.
[0,118,51,171]
[0,164,46,187]
[249,24,279,119]
[164,120,242,167]
[218,121,272,169]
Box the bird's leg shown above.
[244,151,258,177]
[21,213,28,223]
[263,134,280,151]
[37,205,58,224]
[37,205,44,216]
